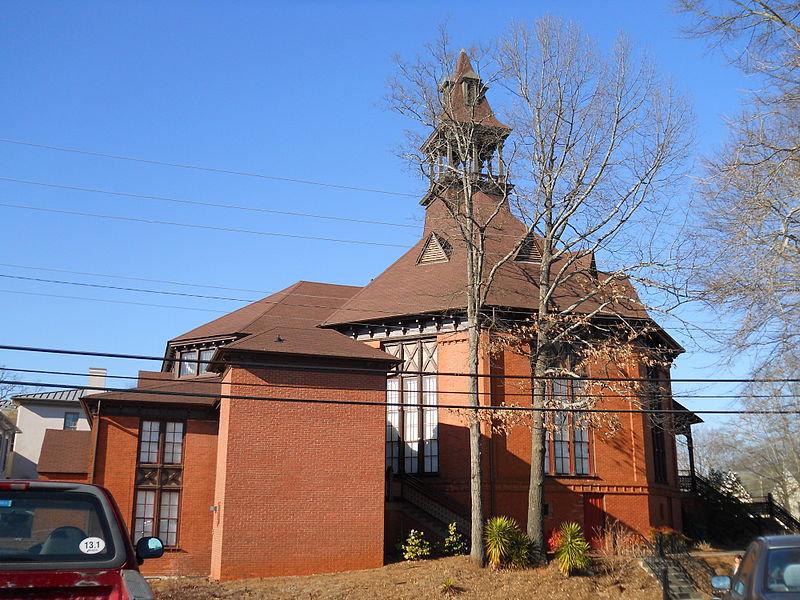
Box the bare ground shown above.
[151,555,668,600]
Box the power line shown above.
[0,263,274,295]
[0,273,469,320]
[3,379,796,416]
[2,344,799,384]
[0,202,411,248]
[0,138,418,198]
[0,366,779,402]
[0,289,225,313]
[0,176,422,229]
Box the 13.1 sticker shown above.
[79,537,106,554]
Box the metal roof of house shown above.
[13,388,87,403]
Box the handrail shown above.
[400,475,471,535]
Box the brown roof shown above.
[322,192,650,326]
[222,327,398,362]
[171,281,361,343]
[85,372,220,407]
[445,51,510,131]
[37,430,90,474]
[168,281,397,364]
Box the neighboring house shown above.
[11,368,105,479]
[0,409,17,477]
[77,53,699,581]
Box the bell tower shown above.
[420,50,512,207]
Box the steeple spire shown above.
[421,50,511,206]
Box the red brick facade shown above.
[210,365,385,580]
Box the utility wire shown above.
[0,203,410,248]
[0,176,422,229]
[0,273,472,319]
[2,344,799,384]
[0,289,225,313]
[0,263,274,295]
[0,366,776,402]
[0,138,419,198]
[3,379,796,416]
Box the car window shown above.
[734,543,758,597]
[765,548,800,593]
[0,490,115,564]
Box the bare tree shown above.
[676,1,800,366]
[389,31,528,566]
[390,18,691,565]
[494,19,691,559]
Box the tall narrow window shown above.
[384,339,438,475]
[134,420,184,546]
[543,378,592,476]
[648,366,668,484]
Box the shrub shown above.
[484,516,530,569]
[547,529,563,554]
[401,529,431,561]
[599,520,648,557]
[554,522,591,576]
[441,522,468,557]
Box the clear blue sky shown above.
[0,1,752,425]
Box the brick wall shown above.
[422,332,682,541]
[93,413,218,576]
[211,364,385,580]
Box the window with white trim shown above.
[176,348,216,377]
[384,339,438,475]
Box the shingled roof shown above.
[167,280,397,364]
[322,191,650,327]
[37,430,90,475]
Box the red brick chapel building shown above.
[44,53,698,580]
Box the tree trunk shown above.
[527,331,549,563]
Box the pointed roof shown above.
[436,50,510,132]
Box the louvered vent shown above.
[515,236,542,263]
[418,233,452,264]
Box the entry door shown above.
[583,493,606,549]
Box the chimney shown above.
[87,367,107,393]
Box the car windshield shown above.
[765,547,800,593]
[0,490,115,564]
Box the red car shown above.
[0,480,164,599]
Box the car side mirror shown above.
[135,536,164,562]
[711,575,731,591]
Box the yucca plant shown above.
[554,522,591,575]
[484,516,530,569]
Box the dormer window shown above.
[176,348,216,377]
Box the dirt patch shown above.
[151,555,664,599]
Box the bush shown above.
[554,522,591,576]
[484,516,530,569]
[401,529,431,560]
[441,522,468,557]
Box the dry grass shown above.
[151,555,664,600]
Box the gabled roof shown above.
[37,430,91,474]
[322,191,651,327]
